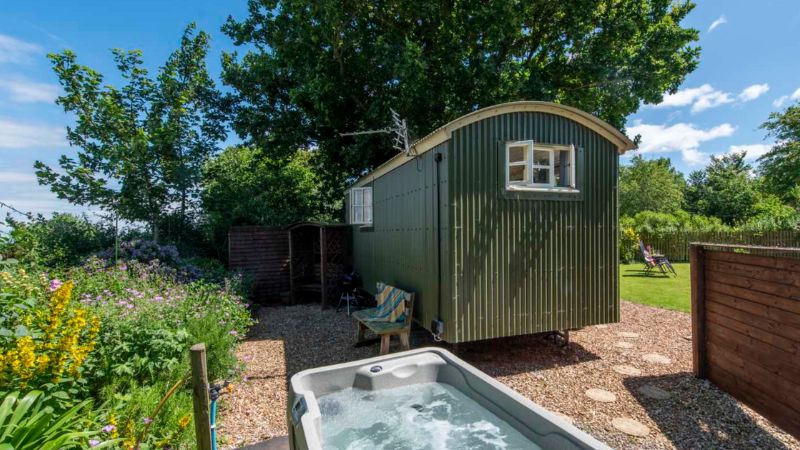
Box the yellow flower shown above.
[177,414,191,429]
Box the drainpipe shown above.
[433,152,445,340]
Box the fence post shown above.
[190,344,213,450]
[689,245,707,379]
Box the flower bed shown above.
[0,255,252,449]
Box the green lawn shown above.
[619,262,691,312]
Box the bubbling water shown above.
[317,382,540,450]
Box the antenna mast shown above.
[340,109,413,156]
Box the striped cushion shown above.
[365,285,406,323]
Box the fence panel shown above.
[643,231,800,261]
[228,226,289,303]
[691,244,800,438]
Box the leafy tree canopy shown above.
[759,103,800,208]
[35,23,225,241]
[200,146,330,256]
[222,0,700,202]
[684,152,758,226]
[619,154,685,216]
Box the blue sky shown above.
[1,1,799,222]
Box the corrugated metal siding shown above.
[449,112,619,342]
[351,143,449,329]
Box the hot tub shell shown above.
[288,347,610,449]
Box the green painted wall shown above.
[351,143,449,332]
[352,111,619,343]
[448,112,619,342]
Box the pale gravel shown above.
[217,301,800,450]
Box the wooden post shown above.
[190,344,213,450]
[689,244,707,379]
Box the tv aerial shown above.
[340,109,414,157]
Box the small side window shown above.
[349,187,373,225]
[505,142,577,192]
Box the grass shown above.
[619,262,691,312]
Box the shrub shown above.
[0,390,113,449]
[619,223,639,264]
[0,214,114,268]
[0,271,100,397]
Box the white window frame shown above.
[349,187,373,225]
[505,141,577,192]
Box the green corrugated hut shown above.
[346,101,635,343]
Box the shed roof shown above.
[353,101,635,187]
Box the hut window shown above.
[349,187,373,225]
[505,142,576,191]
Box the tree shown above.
[742,193,800,231]
[684,152,758,225]
[221,0,700,205]
[619,154,685,216]
[759,103,800,208]
[201,146,329,256]
[35,24,224,241]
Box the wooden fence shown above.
[690,244,800,438]
[228,226,290,303]
[643,230,800,261]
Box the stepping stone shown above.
[612,365,642,376]
[585,388,617,403]
[612,417,650,437]
[618,331,639,339]
[642,353,671,364]
[595,324,609,329]
[553,412,574,424]
[637,384,671,400]
[614,341,634,349]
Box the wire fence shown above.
[640,230,800,261]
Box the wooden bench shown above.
[352,283,415,355]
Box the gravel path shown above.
[217,301,799,449]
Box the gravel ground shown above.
[217,301,799,449]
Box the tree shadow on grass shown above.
[622,372,792,449]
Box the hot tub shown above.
[288,348,610,449]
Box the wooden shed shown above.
[288,222,351,307]
[346,101,635,343]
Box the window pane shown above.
[532,168,550,184]
[509,165,526,182]
[508,145,527,163]
[533,149,550,166]
[364,206,372,224]
[555,150,571,187]
[353,189,363,206]
[354,205,363,223]
[363,188,372,206]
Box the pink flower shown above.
[89,439,101,447]
[102,424,116,433]
[229,330,239,336]
[142,417,153,424]
[48,279,62,292]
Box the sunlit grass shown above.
[619,262,691,313]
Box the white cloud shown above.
[0,34,42,64]
[691,90,734,113]
[0,118,66,149]
[628,121,736,165]
[0,77,60,103]
[653,84,734,114]
[681,148,708,166]
[0,171,37,183]
[728,143,772,161]
[737,83,769,102]
[773,87,800,108]
[708,15,727,32]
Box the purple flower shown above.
[229,330,239,336]
[48,279,62,292]
[102,424,116,433]
[142,417,153,424]
[89,439,101,447]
